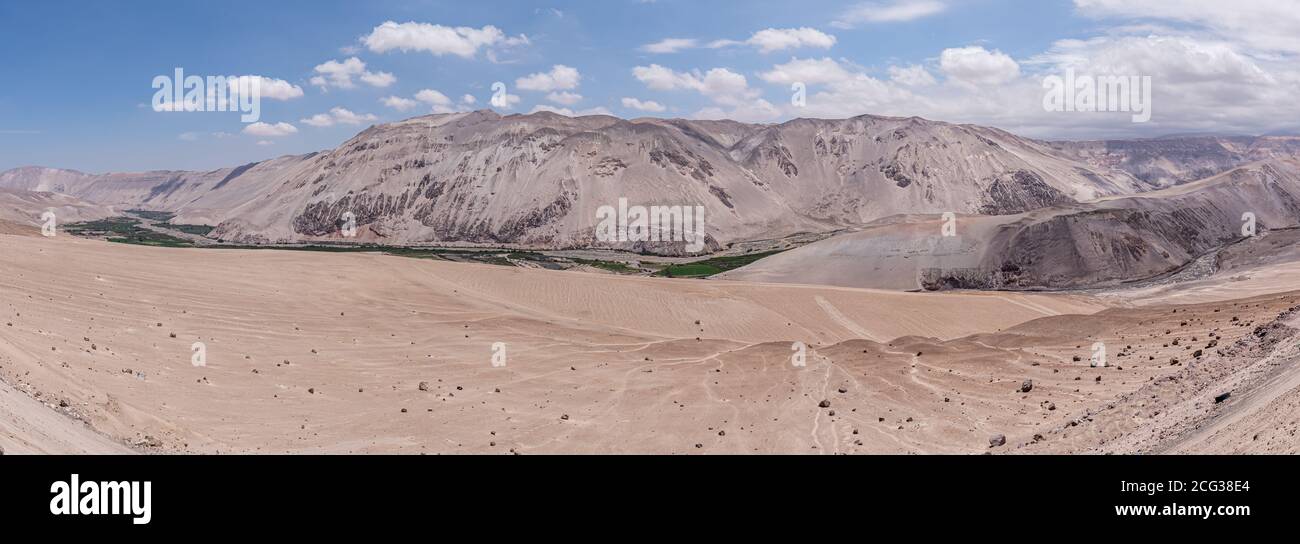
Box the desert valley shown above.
[3,111,1300,455]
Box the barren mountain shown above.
[0,111,1180,253]
[1048,135,1300,188]
[0,187,116,230]
[724,159,1300,290]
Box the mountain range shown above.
[4,110,1299,285]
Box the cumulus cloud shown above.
[380,95,419,111]
[310,57,395,89]
[750,28,1300,139]
[359,71,396,88]
[516,65,581,92]
[546,91,583,105]
[415,89,453,106]
[745,28,837,53]
[1073,0,1300,55]
[621,97,667,112]
[888,64,937,87]
[230,76,304,100]
[305,108,379,126]
[633,64,779,121]
[759,57,856,85]
[529,105,613,117]
[461,94,477,105]
[242,122,298,137]
[939,46,1021,88]
[362,21,528,58]
[301,107,377,127]
[696,28,837,54]
[833,0,947,27]
[331,107,379,125]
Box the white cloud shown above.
[888,64,937,86]
[939,46,1021,88]
[759,57,856,85]
[230,76,304,100]
[359,71,396,88]
[640,38,698,54]
[310,57,395,89]
[362,21,528,58]
[415,89,453,106]
[331,107,379,125]
[529,105,613,116]
[1073,0,1300,55]
[461,94,477,105]
[632,64,703,91]
[754,30,1300,139]
[257,140,275,146]
[621,97,667,112]
[546,91,583,105]
[242,122,298,137]
[300,107,377,127]
[633,64,779,121]
[381,95,420,111]
[301,113,333,127]
[178,132,200,141]
[695,28,837,54]
[745,28,837,53]
[516,65,581,92]
[833,0,947,27]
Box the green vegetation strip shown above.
[66,216,787,275]
[655,250,784,278]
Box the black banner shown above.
[0,455,1286,533]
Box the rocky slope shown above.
[1,111,1166,254]
[724,159,1300,290]
[0,187,116,232]
[1048,135,1300,188]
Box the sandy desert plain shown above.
[4,213,1300,455]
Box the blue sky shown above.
[2,0,1297,173]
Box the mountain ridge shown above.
[3,111,1296,255]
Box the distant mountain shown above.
[1048,135,1300,188]
[0,187,116,231]
[723,159,1300,290]
[2,111,1294,254]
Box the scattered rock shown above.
[1019,379,1033,393]
[989,434,1006,448]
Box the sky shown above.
[1,0,1298,173]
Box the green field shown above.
[165,223,216,236]
[126,210,176,222]
[655,250,784,278]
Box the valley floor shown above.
[1,224,1298,454]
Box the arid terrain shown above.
[4,112,1300,455]
[3,215,1300,454]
